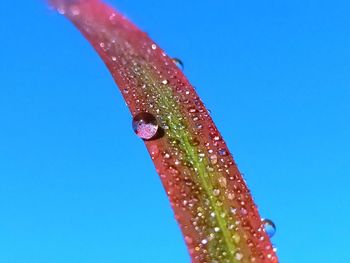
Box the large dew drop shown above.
[132,112,159,140]
[262,218,276,238]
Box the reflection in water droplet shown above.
[172,58,184,70]
[262,218,276,238]
[132,112,158,140]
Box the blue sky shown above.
[0,1,349,262]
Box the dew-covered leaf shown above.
[49,1,278,262]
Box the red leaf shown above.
[49,1,278,262]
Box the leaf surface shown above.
[50,1,278,262]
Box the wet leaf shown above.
[49,1,278,262]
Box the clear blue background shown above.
[1,1,349,262]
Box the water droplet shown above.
[210,154,218,165]
[190,138,200,146]
[162,79,168,85]
[149,144,159,159]
[167,165,179,175]
[69,5,80,16]
[213,189,220,196]
[232,233,240,243]
[132,112,159,140]
[210,131,222,141]
[218,148,228,156]
[201,239,208,245]
[240,207,248,215]
[198,152,205,158]
[109,13,115,19]
[188,106,197,113]
[163,152,171,159]
[206,165,214,172]
[262,219,276,238]
[151,44,157,50]
[235,252,244,261]
[196,123,203,130]
[218,177,227,188]
[227,192,235,200]
[172,58,184,70]
[57,7,66,15]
